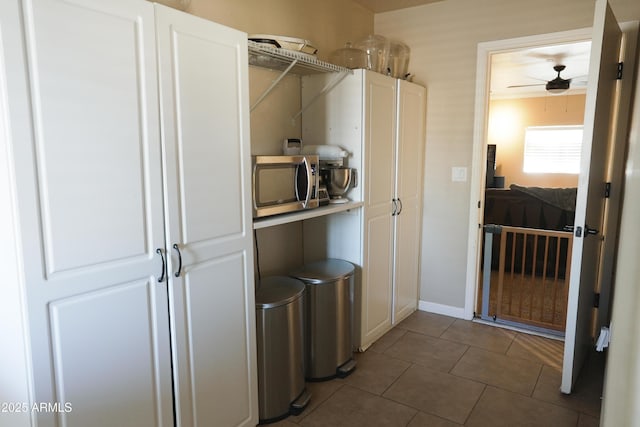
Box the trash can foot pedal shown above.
[337,359,357,378]
[290,389,311,415]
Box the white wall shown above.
[600,51,640,427]
[187,0,373,62]
[375,0,640,310]
[249,70,307,276]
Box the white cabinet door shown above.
[393,80,426,323]
[301,71,425,350]
[12,1,173,426]
[155,6,258,427]
[361,72,397,348]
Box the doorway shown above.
[463,27,593,327]
[476,41,590,336]
[465,8,638,394]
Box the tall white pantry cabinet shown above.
[0,1,257,427]
[302,70,426,350]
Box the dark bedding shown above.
[484,184,577,231]
[483,185,577,276]
[509,184,577,213]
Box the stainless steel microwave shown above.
[252,155,320,218]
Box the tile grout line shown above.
[379,380,444,424]
[371,340,464,425]
[291,382,345,424]
[342,382,421,425]
[529,362,545,398]
[439,319,457,338]
[379,358,413,397]
[381,359,489,425]
[462,383,489,425]
[503,331,519,355]
[447,343,472,375]
[425,333,513,356]
[344,312,601,425]
[404,407,420,427]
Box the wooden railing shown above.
[481,225,573,333]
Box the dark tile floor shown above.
[271,311,604,426]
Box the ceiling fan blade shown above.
[526,77,549,82]
[507,83,545,88]
[525,52,567,63]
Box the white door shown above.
[155,6,258,426]
[562,0,623,393]
[393,80,426,323]
[12,0,173,426]
[361,71,397,347]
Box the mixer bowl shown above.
[325,167,354,201]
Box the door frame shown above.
[464,27,593,320]
[464,21,639,338]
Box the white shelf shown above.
[248,40,353,114]
[253,201,364,230]
[248,40,351,75]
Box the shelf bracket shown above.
[291,70,350,125]
[250,59,299,112]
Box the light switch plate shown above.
[452,166,467,182]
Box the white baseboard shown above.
[418,300,470,319]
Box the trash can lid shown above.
[290,258,355,285]
[255,276,305,309]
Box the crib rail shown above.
[480,225,573,333]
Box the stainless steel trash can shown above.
[255,276,310,424]
[291,259,356,380]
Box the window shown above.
[523,126,583,174]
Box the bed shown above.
[484,184,577,231]
[483,184,577,276]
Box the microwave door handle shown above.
[302,157,313,208]
[252,163,258,211]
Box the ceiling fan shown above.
[508,64,585,94]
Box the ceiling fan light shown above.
[546,78,570,94]
[547,87,569,94]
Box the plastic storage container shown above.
[388,41,410,78]
[255,276,310,423]
[329,42,366,69]
[291,259,356,380]
[354,34,390,74]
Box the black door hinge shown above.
[617,62,624,80]
[575,226,583,238]
[478,200,481,208]
[604,182,611,198]
[594,293,600,308]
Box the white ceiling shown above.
[490,41,592,99]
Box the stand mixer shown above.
[322,167,356,203]
[301,144,357,204]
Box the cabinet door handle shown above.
[156,248,166,283]
[392,198,397,216]
[397,198,403,215]
[173,243,183,277]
